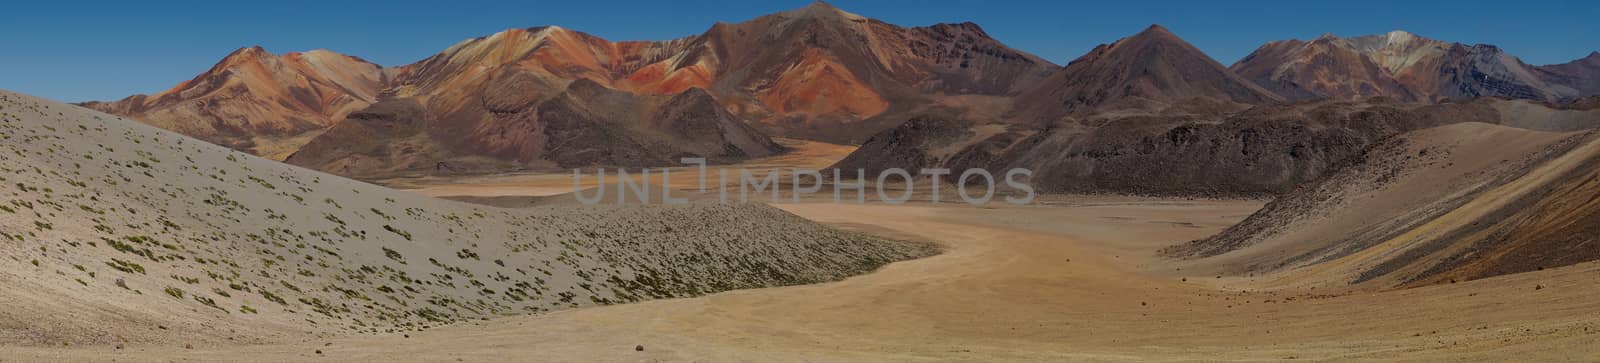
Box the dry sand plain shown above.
[12,197,1600,361]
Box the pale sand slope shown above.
[11,198,1600,361]
[0,90,931,347]
[1170,122,1600,290]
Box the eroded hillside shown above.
[1165,122,1600,289]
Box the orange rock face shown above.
[756,49,889,119]
[81,47,384,158]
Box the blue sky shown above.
[2,0,1595,102]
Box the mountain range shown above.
[82,2,1600,182]
[1232,30,1596,103]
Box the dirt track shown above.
[9,196,1599,361]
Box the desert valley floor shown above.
[6,139,1599,362]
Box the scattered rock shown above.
[635,345,645,352]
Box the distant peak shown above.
[221,45,272,63]
[782,0,863,20]
[206,46,278,74]
[232,45,268,55]
[1129,24,1183,42]
[926,21,989,36]
[520,25,570,35]
[1314,33,1340,41]
[1382,30,1424,44]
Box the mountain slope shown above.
[835,95,1600,197]
[0,89,930,345]
[1164,122,1600,289]
[1231,35,1418,101]
[380,2,1057,144]
[284,81,782,178]
[1011,25,1282,123]
[1539,52,1600,96]
[80,47,385,160]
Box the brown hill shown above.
[1539,51,1600,96]
[80,47,385,160]
[285,81,781,178]
[1163,122,1600,289]
[835,97,1600,197]
[1231,35,1418,101]
[1011,25,1282,123]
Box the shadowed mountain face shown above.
[80,47,385,159]
[1233,31,1597,103]
[1010,25,1283,124]
[834,26,1597,197]
[1539,52,1600,96]
[839,99,1523,197]
[284,81,781,178]
[87,2,1058,176]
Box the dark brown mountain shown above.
[837,93,1600,198]
[1539,51,1600,96]
[1010,25,1282,124]
[285,80,780,178]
